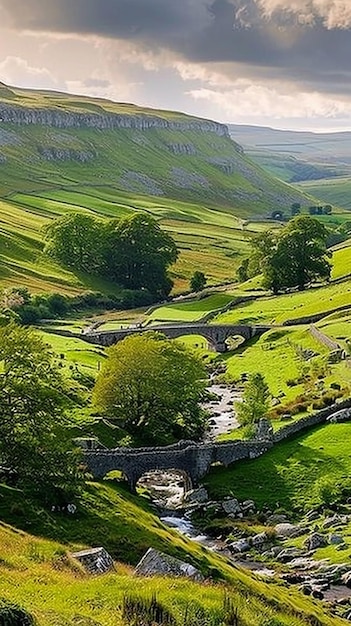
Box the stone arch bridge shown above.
[80,323,270,352]
[84,439,272,492]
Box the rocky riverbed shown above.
[202,383,241,439]
[138,383,351,619]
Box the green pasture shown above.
[147,293,236,323]
[297,176,351,211]
[0,478,340,626]
[0,189,258,293]
[38,330,104,375]
[215,278,351,326]
[224,327,326,401]
[331,242,351,279]
[205,421,351,513]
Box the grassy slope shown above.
[0,480,343,626]
[0,83,308,212]
[204,422,351,514]
[214,278,351,327]
[0,83,314,294]
[298,177,351,211]
[0,191,273,294]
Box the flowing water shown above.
[138,385,351,604]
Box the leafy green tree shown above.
[93,332,207,444]
[45,213,103,272]
[249,230,277,279]
[190,271,207,292]
[236,258,249,283]
[103,214,178,297]
[0,323,81,497]
[235,373,270,427]
[46,212,178,298]
[248,216,331,293]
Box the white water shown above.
[202,383,241,440]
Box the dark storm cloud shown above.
[2,0,351,94]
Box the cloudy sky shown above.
[1,0,351,131]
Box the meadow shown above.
[0,479,344,626]
[214,276,351,326]
[298,177,351,211]
[0,190,271,295]
[205,421,351,512]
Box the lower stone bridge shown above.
[84,439,273,492]
[80,323,270,352]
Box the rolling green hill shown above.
[0,82,315,294]
[229,124,351,211]
[0,83,307,212]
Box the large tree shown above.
[104,214,178,297]
[93,332,207,444]
[0,323,81,497]
[45,212,178,298]
[45,213,103,273]
[249,216,331,293]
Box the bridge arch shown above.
[79,323,270,353]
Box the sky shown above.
[1,0,351,131]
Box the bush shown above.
[0,599,35,625]
[17,305,41,325]
[313,476,340,507]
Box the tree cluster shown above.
[93,332,208,445]
[0,286,155,326]
[238,215,331,293]
[0,323,81,498]
[308,205,332,216]
[46,213,178,299]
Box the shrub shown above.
[122,594,175,626]
[17,305,41,325]
[0,599,35,625]
[313,476,340,507]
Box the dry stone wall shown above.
[84,399,351,490]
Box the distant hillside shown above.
[0,83,309,213]
[229,123,351,211]
[228,124,351,162]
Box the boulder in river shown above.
[222,498,241,515]
[251,532,270,549]
[275,523,300,538]
[183,487,209,505]
[329,533,345,545]
[229,538,250,554]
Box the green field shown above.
[215,277,351,326]
[0,190,272,294]
[147,293,236,323]
[205,421,351,512]
[0,82,314,295]
[0,476,343,626]
[298,177,351,211]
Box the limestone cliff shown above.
[0,102,229,137]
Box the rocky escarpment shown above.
[38,147,97,162]
[0,103,229,137]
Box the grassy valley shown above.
[2,84,351,626]
[229,124,351,213]
[0,82,314,294]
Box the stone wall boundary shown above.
[84,398,351,489]
[273,398,351,443]
[309,324,340,351]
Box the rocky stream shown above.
[138,384,351,621]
